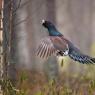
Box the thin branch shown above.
[13,17,29,27]
[13,0,21,14]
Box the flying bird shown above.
[36,20,95,64]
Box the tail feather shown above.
[90,58,95,63]
[68,51,95,64]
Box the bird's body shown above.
[36,20,95,64]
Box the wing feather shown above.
[36,36,69,58]
[36,37,57,58]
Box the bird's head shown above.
[41,19,62,36]
[42,20,55,29]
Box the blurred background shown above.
[1,0,95,94]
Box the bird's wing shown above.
[36,36,68,58]
[36,37,58,58]
[67,40,95,64]
[50,36,68,52]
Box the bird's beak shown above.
[42,19,45,24]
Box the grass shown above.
[1,69,95,95]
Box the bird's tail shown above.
[69,52,95,64]
[90,58,95,63]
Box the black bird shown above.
[36,20,95,64]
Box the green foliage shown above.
[2,72,28,95]
[2,78,16,95]
[35,91,43,95]
[19,71,28,84]
[2,70,95,95]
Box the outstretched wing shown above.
[67,40,95,64]
[36,37,57,58]
[36,36,68,58]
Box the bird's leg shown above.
[61,59,64,67]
